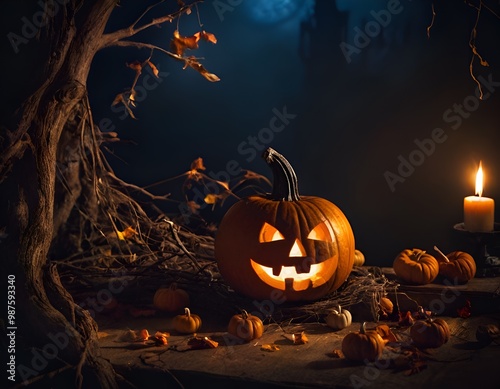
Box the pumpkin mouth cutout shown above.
[250,255,338,291]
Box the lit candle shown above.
[463,161,495,232]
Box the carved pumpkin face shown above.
[215,148,355,302]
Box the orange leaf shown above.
[292,331,308,345]
[111,93,124,107]
[200,30,217,44]
[170,29,200,56]
[186,59,220,82]
[127,60,143,74]
[187,336,218,349]
[261,344,280,352]
[214,180,229,191]
[147,60,159,77]
[375,324,398,343]
[331,349,344,358]
[154,331,170,346]
[204,194,219,205]
[190,157,206,171]
[398,311,415,327]
[138,329,150,341]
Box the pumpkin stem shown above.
[184,307,191,317]
[241,309,249,319]
[433,245,450,263]
[411,249,426,262]
[262,148,301,202]
[418,306,431,321]
[360,322,367,334]
[338,305,342,314]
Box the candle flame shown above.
[475,161,484,197]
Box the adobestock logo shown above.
[212,0,243,22]
[7,0,70,54]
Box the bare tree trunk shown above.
[3,1,120,387]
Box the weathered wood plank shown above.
[381,267,500,315]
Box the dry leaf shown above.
[127,60,143,74]
[147,60,159,77]
[216,180,229,191]
[331,349,343,358]
[111,93,124,107]
[375,324,398,344]
[204,193,219,205]
[116,226,137,240]
[191,157,206,171]
[187,336,219,349]
[243,170,272,186]
[398,311,415,327]
[261,344,280,352]
[200,30,217,44]
[138,329,150,341]
[171,29,200,56]
[97,331,109,339]
[183,58,220,82]
[110,92,137,119]
[292,331,308,345]
[153,331,170,346]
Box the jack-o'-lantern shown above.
[215,148,355,301]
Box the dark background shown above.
[2,0,500,266]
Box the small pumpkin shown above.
[341,322,385,362]
[353,249,365,266]
[227,309,264,342]
[215,148,355,302]
[393,248,439,285]
[173,307,202,334]
[326,305,352,330]
[410,316,450,349]
[153,284,190,312]
[434,246,476,284]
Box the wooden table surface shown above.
[98,306,500,388]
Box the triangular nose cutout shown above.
[289,239,306,257]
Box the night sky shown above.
[2,0,500,266]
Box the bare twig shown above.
[427,2,436,39]
[468,1,488,100]
[164,219,203,272]
[100,1,203,49]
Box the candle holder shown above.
[453,222,500,277]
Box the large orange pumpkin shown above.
[215,148,355,301]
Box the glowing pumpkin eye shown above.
[307,221,334,242]
[259,222,285,243]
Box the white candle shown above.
[463,162,495,232]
